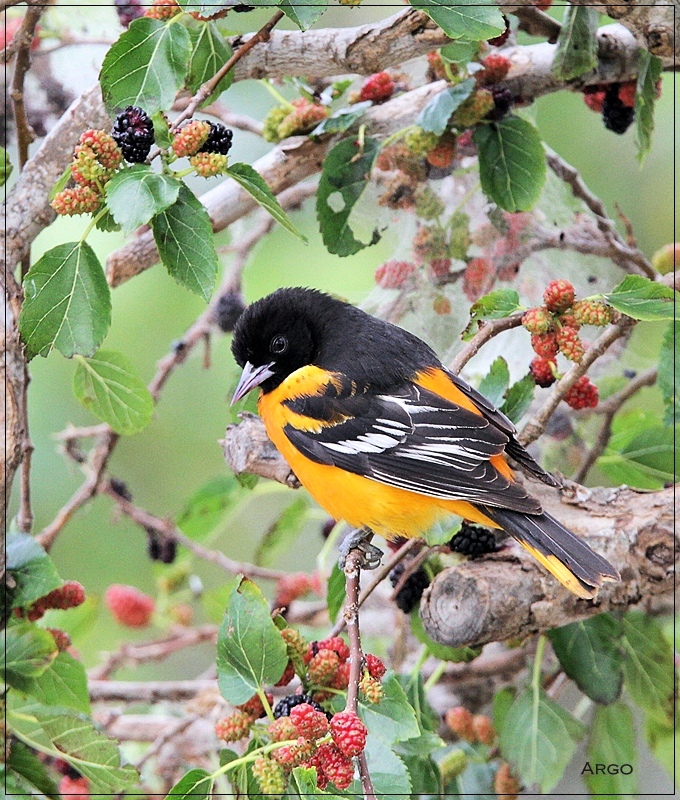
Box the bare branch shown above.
[420,483,675,649]
[448,314,524,374]
[89,679,218,703]
[571,367,658,483]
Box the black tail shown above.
[481,506,620,599]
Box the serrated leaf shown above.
[411,609,481,663]
[168,768,213,799]
[312,101,371,136]
[7,740,60,800]
[1,145,13,186]
[398,749,441,796]
[658,321,678,426]
[151,183,219,301]
[316,136,380,257]
[281,0,327,30]
[227,162,306,242]
[217,578,288,704]
[8,701,138,793]
[548,614,623,704]
[604,274,678,321]
[291,765,319,795]
[468,288,521,322]
[3,623,57,681]
[350,736,411,800]
[499,687,586,792]
[95,208,122,232]
[409,0,504,41]
[359,674,420,746]
[620,611,675,725]
[584,702,638,796]
[474,116,546,212]
[635,51,663,162]
[11,652,91,714]
[105,165,180,235]
[255,497,308,568]
[73,350,154,436]
[7,531,61,608]
[551,5,599,80]
[458,757,496,796]
[20,242,111,360]
[100,17,191,115]
[177,475,240,540]
[500,374,534,423]
[394,673,440,734]
[478,356,510,408]
[186,22,234,101]
[326,562,346,624]
[417,79,475,136]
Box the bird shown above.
[230,287,619,599]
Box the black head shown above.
[231,286,441,402]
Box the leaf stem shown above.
[80,207,108,242]
[532,634,546,691]
[255,685,275,723]
[424,660,447,692]
[259,79,296,111]
[210,738,299,779]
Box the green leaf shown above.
[359,674,420,746]
[312,102,371,136]
[604,274,678,321]
[151,183,219,301]
[395,674,440,734]
[100,17,192,115]
[11,652,91,714]
[255,498,309,568]
[316,136,381,257]
[216,578,288,704]
[474,116,546,212]
[478,356,510,408]
[467,288,521,325]
[227,162,307,242]
[73,349,154,436]
[49,164,71,201]
[598,424,676,489]
[551,5,599,80]
[584,702,638,796]
[186,22,234,101]
[410,609,481,663]
[492,686,515,733]
[1,145,13,186]
[20,242,111,360]
[500,374,535,423]
[458,757,496,796]
[105,165,180,235]
[417,79,475,136]
[548,614,623,704]
[350,736,411,800]
[398,750,441,796]
[7,740,60,800]
[658,322,678,426]
[325,562,346,624]
[167,768,213,799]
[409,0,504,41]
[7,531,61,608]
[95,208,122,232]
[635,51,663,162]
[7,701,138,793]
[291,765,319,795]
[499,687,586,792]
[3,623,57,682]
[151,110,173,149]
[281,0,327,30]
[177,475,240,540]
[440,40,478,65]
[620,611,675,725]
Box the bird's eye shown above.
[270,335,288,354]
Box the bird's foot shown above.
[339,528,383,571]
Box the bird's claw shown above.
[338,529,383,571]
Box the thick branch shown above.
[420,483,675,649]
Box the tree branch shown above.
[419,483,675,649]
[89,679,218,703]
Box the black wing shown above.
[283,381,541,514]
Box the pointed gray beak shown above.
[231,361,276,404]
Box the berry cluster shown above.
[273,571,323,611]
[389,560,431,614]
[144,0,182,19]
[115,0,144,27]
[523,280,611,408]
[104,584,155,628]
[375,260,417,290]
[476,54,511,86]
[445,705,496,746]
[112,106,155,163]
[172,120,233,176]
[263,98,329,143]
[448,522,498,557]
[358,71,395,104]
[214,291,247,332]
[20,581,86,622]
[582,80,662,136]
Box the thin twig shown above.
[89,679,218,702]
[9,3,42,170]
[572,367,657,483]
[520,316,636,446]
[136,715,201,769]
[101,480,288,582]
[448,314,524,374]
[546,153,656,278]
[342,549,376,800]
[173,95,264,137]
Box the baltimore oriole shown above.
[231,287,619,598]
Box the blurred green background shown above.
[7,2,675,676]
